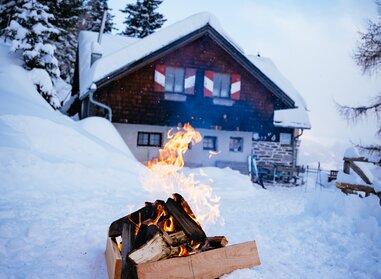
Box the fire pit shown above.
[106,124,260,278]
[105,193,260,279]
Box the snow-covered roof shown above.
[78,12,310,129]
[78,12,242,97]
[78,31,140,95]
[247,55,311,129]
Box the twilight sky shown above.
[109,0,381,167]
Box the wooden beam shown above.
[136,241,261,279]
[343,156,381,166]
[349,161,372,185]
[343,160,351,174]
[336,182,376,195]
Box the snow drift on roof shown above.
[78,31,140,96]
[78,12,242,97]
[247,55,311,129]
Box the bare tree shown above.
[339,1,381,156]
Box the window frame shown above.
[165,66,185,93]
[137,132,162,147]
[213,73,231,98]
[229,137,244,152]
[203,136,217,151]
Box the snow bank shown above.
[78,116,135,157]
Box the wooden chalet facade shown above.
[74,13,311,173]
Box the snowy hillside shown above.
[0,42,381,278]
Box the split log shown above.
[166,231,187,246]
[207,236,228,248]
[165,198,206,243]
[136,241,261,279]
[128,231,180,265]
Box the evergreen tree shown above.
[3,0,61,109]
[339,1,381,156]
[121,0,166,38]
[40,0,85,82]
[0,0,22,34]
[84,0,114,33]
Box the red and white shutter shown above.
[154,65,166,92]
[184,68,196,94]
[203,71,214,97]
[230,74,241,100]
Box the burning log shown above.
[164,196,207,243]
[106,193,261,279]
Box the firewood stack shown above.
[106,193,260,279]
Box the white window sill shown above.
[213,98,235,106]
[164,93,187,102]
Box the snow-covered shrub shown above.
[3,0,61,109]
[28,68,61,109]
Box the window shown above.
[279,133,292,145]
[165,67,184,93]
[203,136,217,151]
[213,73,230,98]
[229,137,244,152]
[137,132,162,147]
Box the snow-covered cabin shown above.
[73,12,311,172]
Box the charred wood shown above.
[164,197,206,243]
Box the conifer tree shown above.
[0,0,22,35]
[40,0,85,82]
[84,0,114,33]
[2,0,61,109]
[121,0,166,38]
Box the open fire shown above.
[105,124,260,279]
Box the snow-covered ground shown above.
[1,42,381,278]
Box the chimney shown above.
[91,10,107,65]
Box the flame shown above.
[148,123,202,171]
[178,245,189,257]
[163,216,175,233]
[142,123,223,229]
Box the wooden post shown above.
[343,160,350,174]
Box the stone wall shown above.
[252,141,294,167]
